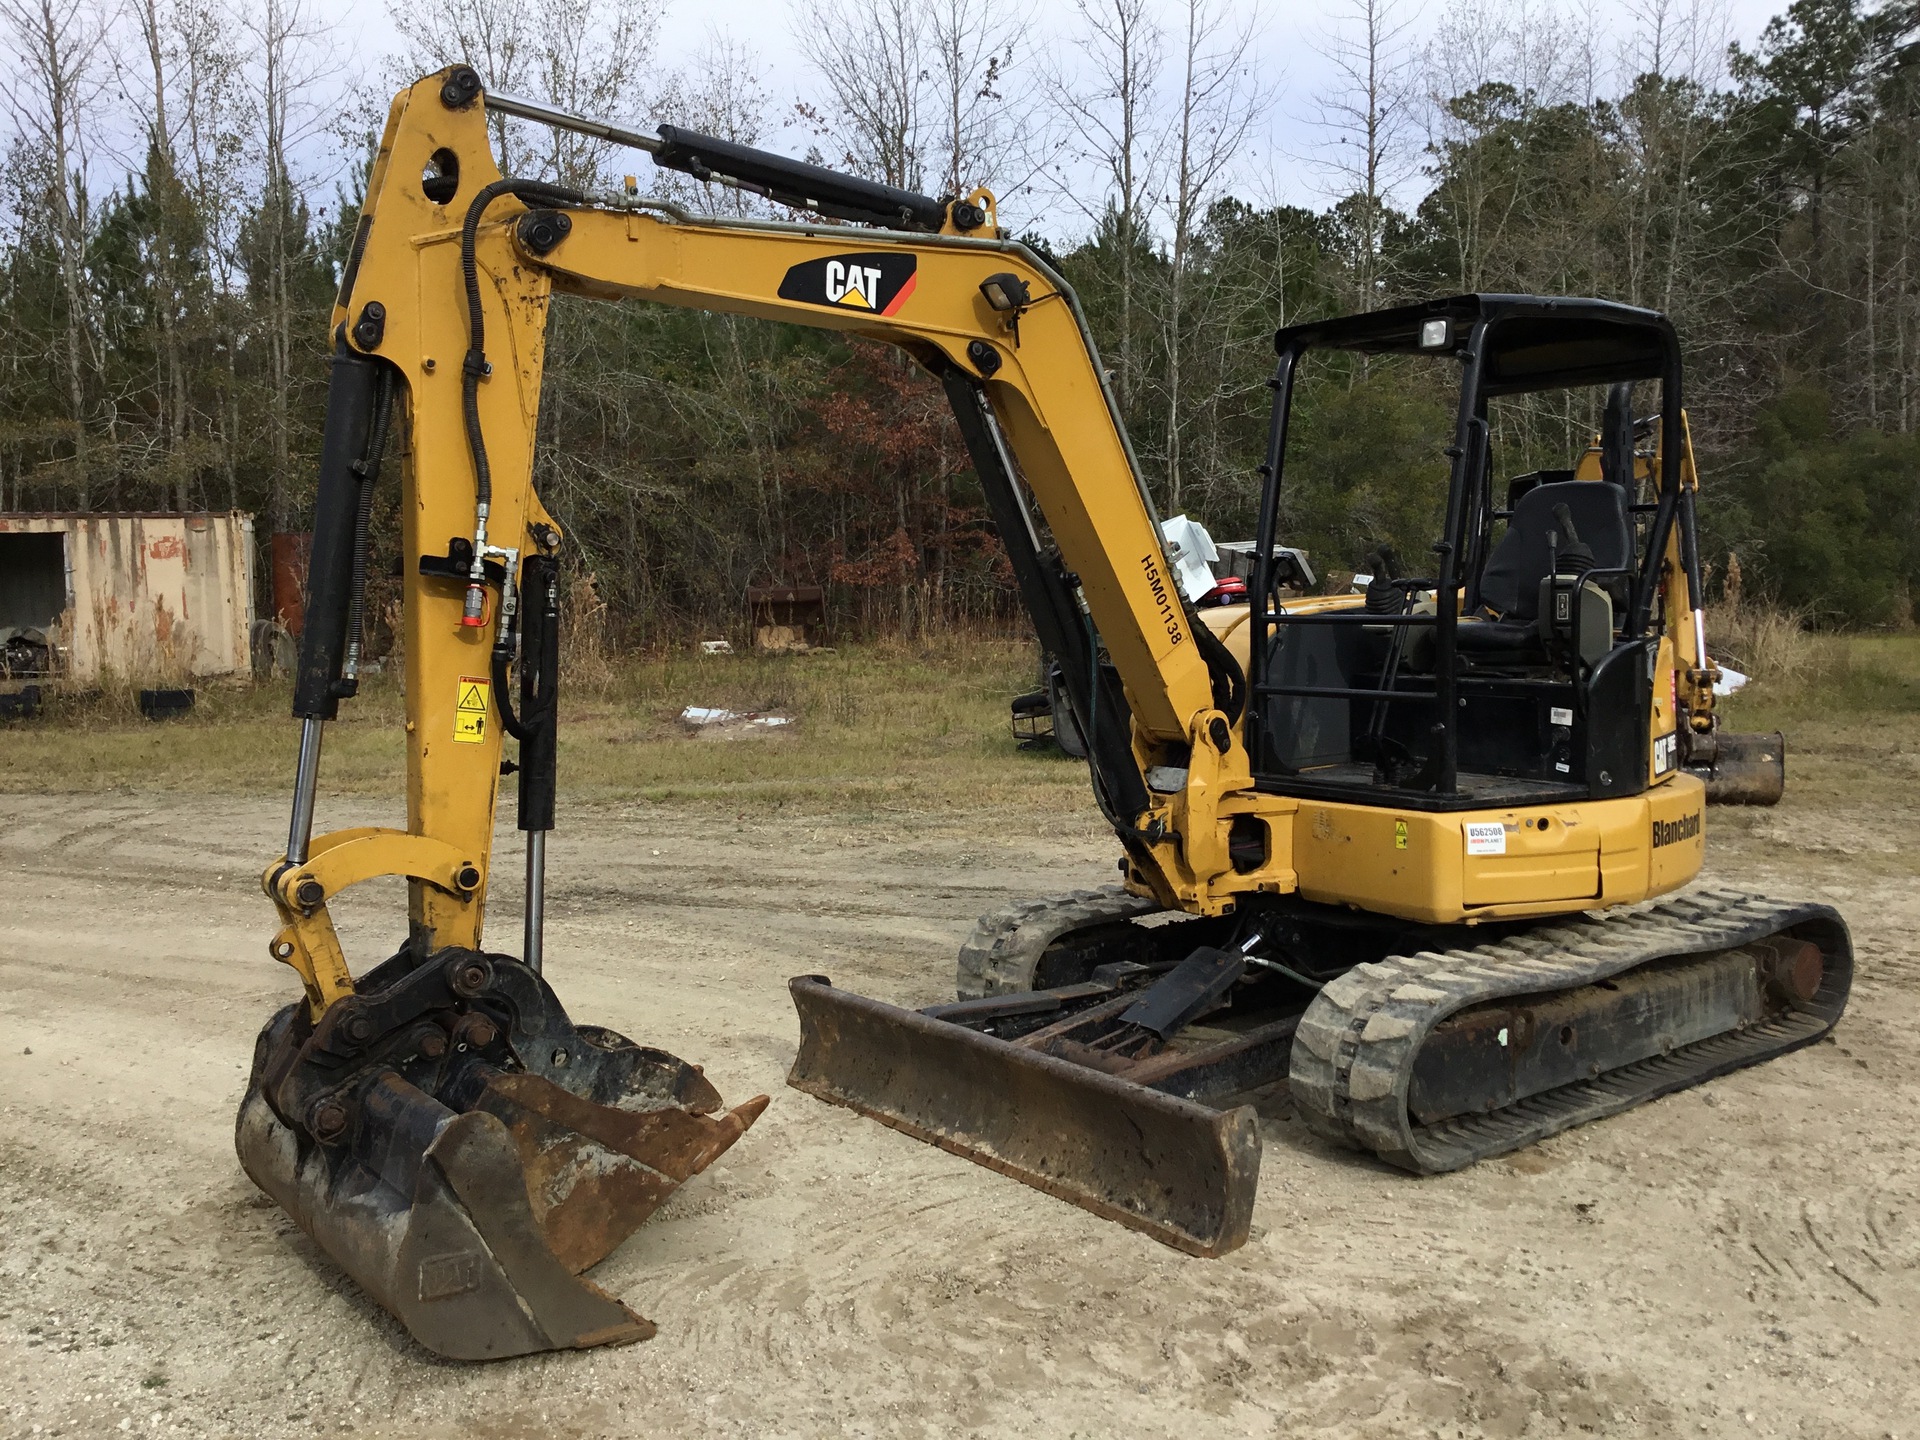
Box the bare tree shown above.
[1157,0,1271,508]
[170,0,248,508]
[1422,0,1584,293]
[246,0,333,532]
[528,0,661,188]
[389,0,660,188]
[0,0,107,507]
[793,0,930,189]
[654,32,778,214]
[1049,0,1165,407]
[924,0,1025,200]
[1313,0,1421,310]
[121,0,201,507]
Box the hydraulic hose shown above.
[456,176,584,624]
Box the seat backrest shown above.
[1479,480,1633,621]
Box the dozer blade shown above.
[786,975,1261,1257]
[237,948,767,1360]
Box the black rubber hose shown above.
[458,177,584,510]
[491,579,560,737]
[491,640,528,741]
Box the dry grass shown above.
[1707,601,1841,693]
[1706,614,1920,856]
[0,635,1090,816]
[1708,602,1920,720]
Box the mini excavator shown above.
[241,67,1852,1359]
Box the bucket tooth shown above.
[474,1072,769,1273]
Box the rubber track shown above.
[956,885,1160,999]
[1288,886,1853,1173]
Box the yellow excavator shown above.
[240,66,1851,1359]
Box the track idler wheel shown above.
[235,947,766,1360]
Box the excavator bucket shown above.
[787,975,1266,1256]
[236,947,766,1360]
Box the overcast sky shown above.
[322,0,1795,239]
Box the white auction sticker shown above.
[1464,821,1508,856]
[1549,706,1574,726]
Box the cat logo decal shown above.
[778,252,917,316]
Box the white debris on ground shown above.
[1714,666,1749,695]
[678,705,794,734]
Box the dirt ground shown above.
[2,773,1916,1439]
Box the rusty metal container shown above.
[0,511,255,682]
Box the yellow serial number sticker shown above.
[454,675,490,743]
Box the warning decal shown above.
[454,675,490,744]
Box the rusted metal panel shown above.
[270,531,310,637]
[0,511,254,681]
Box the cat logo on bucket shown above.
[778,252,917,316]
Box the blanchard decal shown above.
[1652,810,1702,848]
[1141,553,1185,646]
[777,252,917,315]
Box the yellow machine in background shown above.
[239,67,1851,1359]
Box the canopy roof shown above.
[1273,294,1678,396]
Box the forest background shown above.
[4,0,1918,646]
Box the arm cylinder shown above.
[516,553,561,835]
[292,343,381,721]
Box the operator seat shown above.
[1458,480,1634,655]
